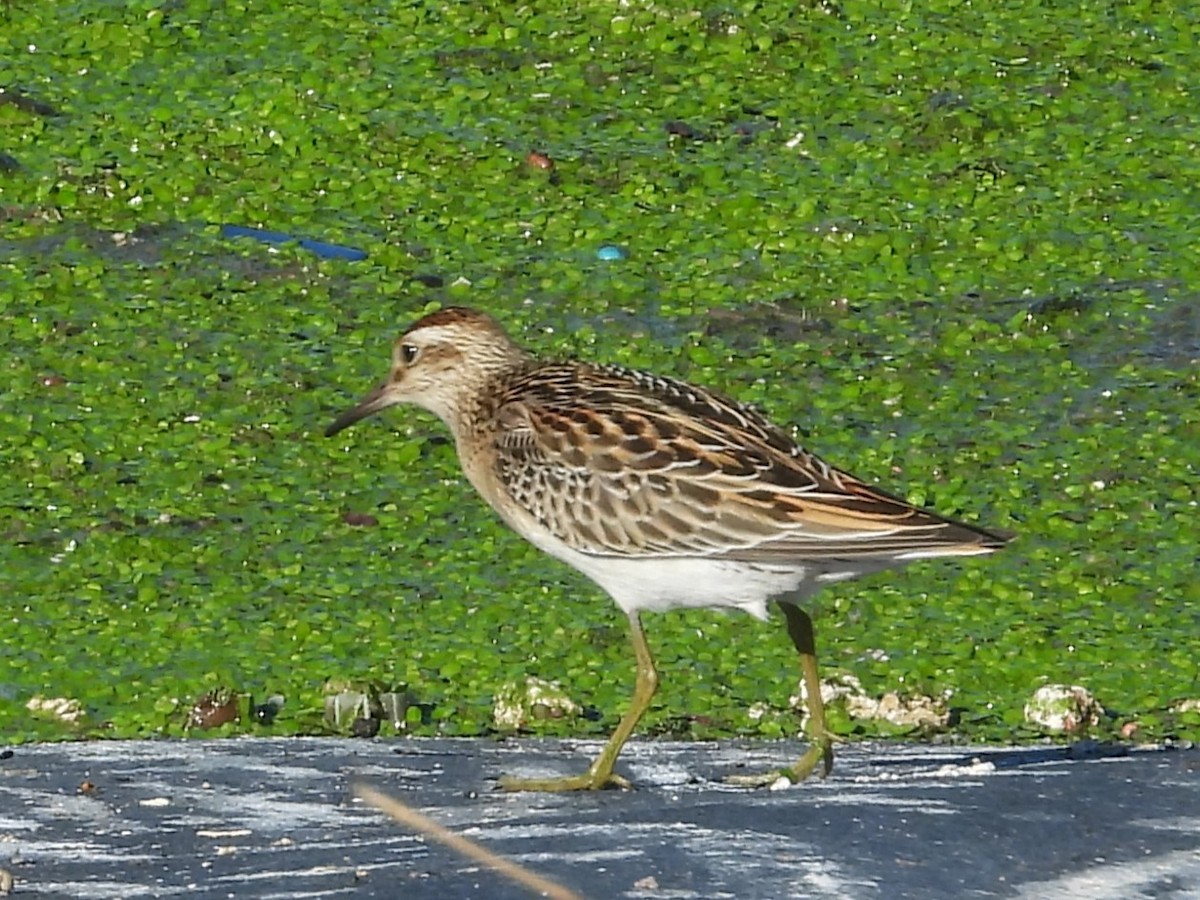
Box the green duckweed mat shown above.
[1,1,1196,747]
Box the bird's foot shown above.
[724,732,836,789]
[498,769,633,792]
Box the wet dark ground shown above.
[1,737,1197,899]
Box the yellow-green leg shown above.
[499,610,658,792]
[779,601,836,781]
[727,601,836,787]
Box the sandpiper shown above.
[326,307,1011,791]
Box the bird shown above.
[325,306,1012,791]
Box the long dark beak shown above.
[325,381,396,437]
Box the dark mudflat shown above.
[1,737,1197,899]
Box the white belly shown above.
[514,521,816,620]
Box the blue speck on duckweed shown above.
[596,244,627,261]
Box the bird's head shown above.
[325,306,528,438]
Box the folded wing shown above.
[493,363,1009,562]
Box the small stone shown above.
[351,716,381,738]
[1024,684,1105,734]
[493,676,581,730]
[791,674,949,729]
[866,691,950,729]
[252,694,285,725]
[26,695,85,724]
[767,774,795,791]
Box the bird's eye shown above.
[400,343,420,365]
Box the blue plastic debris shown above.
[220,224,367,261]
[596,244,627,261]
